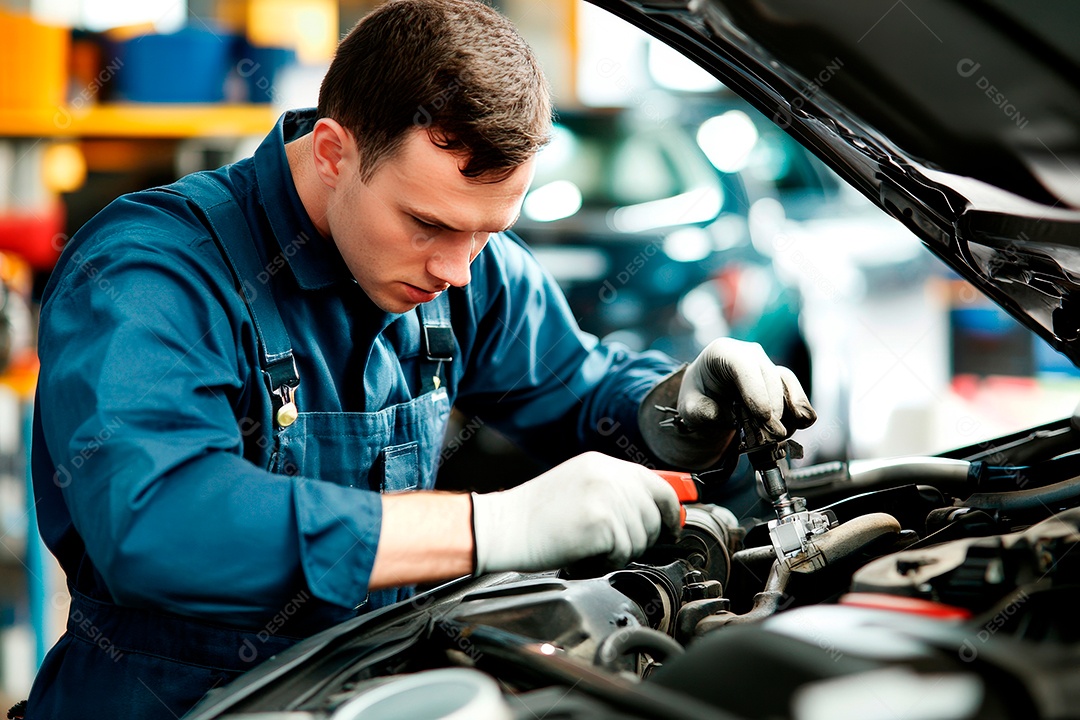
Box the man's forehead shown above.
[392,129,532,184]
[382,129,535,229]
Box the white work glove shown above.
[639,338,816,469]
[471,452,682,574]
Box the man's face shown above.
[327,127,534,314]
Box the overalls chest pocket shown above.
[381,441,419,492]
[268,387,451,492]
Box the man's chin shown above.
[371,292,425,315]
[372,297,419,315]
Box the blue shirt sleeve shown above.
[35,220,380,625]
[454,233,679,468]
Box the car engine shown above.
[188,409,1080,720]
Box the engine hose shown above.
[695,513,900,634]
[594,627,685,670]
[786,457,972,494]
[787,512,901,573]
[694,557,791,633]
[848,457,971,485]
[732,544,777,567]
[962,474,1080,512]
[975,453,1080,490]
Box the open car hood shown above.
[591,0,1080,365]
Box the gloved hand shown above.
[639,338,816,469]
[471,452,682,574]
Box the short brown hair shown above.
[317,0,552,183]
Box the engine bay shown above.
[189,410,1080,720]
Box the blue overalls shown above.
[26,176,452,718]
[26,108,680,718]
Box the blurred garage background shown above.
[1,0,1078,705]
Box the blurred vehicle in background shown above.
[438,95,930,493]
[515,107,810,378]
[683,95,939,464]
[439,105,816,493]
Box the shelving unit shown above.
[0,101,278,695]
[0,103,278,139]
[0,0,319,702]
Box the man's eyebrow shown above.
[406,208,521,234]
[407,209,463,233]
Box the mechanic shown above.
[21,1,814,718]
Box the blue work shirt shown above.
[31,109,679,634]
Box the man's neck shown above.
[285,134,332,239]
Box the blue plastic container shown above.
[115,28,233,103]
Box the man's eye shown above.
[413,216,440,231]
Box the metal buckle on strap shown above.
[422,324,454,363]
[274,383,298,427]
[266,355,300,427]
[421,324,453,391]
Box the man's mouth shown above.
[401,283,445,303]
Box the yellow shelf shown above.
[0,104,279,138]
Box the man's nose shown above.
[427,232,484,287]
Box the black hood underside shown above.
[590,0,1080,364]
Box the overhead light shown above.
[43,143,86,193]
[523,180,583,223]
[697,110,760,173]
[647,38,723,93]
[610,186,722,233]
[535,125,577,171]
[663,227,713,263]
[78,0,186,32]
[530,247,609,282]
[747,197,787,258]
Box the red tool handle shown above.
[654,470,699,526]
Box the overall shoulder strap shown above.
[157,174,300,425]
[415,290,454,392]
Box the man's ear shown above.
[311,118,355,189]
